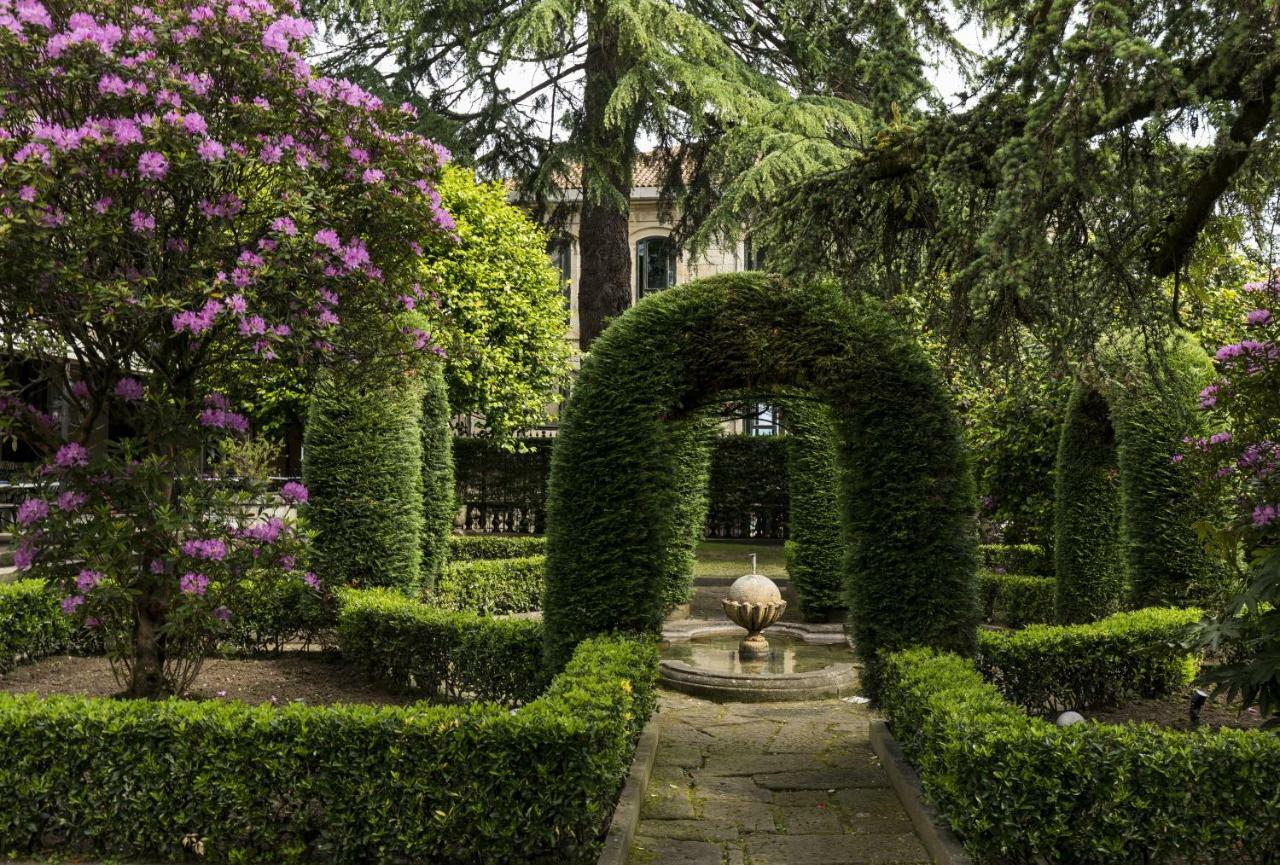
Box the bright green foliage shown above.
[977,572,1056,628]
[419,362,456,589]
[0,580,96,673]
[1055,334,1224,622]
[780,396,845,620]
[429,556,545,616]
[660,417,715,610]
[976,607,1201,712]
[543,272,977,689]
[417,166,572,437]
[304,371,424,591]
[1054,384,1127,622]
[338,588,548,705]
[979,543,1051,576]
[448,535,547,561]
[882,648,1280,865]
[0,619,657,865]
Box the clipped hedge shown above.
[545,273,978,686]
[429,555,544,616]
[337,587,548,706]
[976,607,1200,711]
[660,416,714,609]
[0,579,91,672]
[222,577,333,654]
[882,648,1280,865]
[419,360,456,589]
[304,370,424,591]
[704,434,789,539]
[781,395,845,620]
[0,628,656,865]
[448,533,546,561]
[978,543,1050,576]
[978,571,1056,628]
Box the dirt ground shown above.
[1087,684,1267,732]
[0,652,417,708]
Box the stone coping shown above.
[662,619,848,645]
[659,660,860,703]
[597,719,662,865]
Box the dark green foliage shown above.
[882,648,1280,865]
[428,556,545,616]
[419,362,455,589]
[0,580,98,672]
[704,435,790,538]
[448,534,546,561]
[0,624,657,865]
[781,396,845,620]
[976,607,1200,712]
[660,417,714,609]
[304,371,424,591]
[452,437,553,534]
[338,587,548,705]
[1054,384,1125,623]
[1055,335,1226,622]
[979,543,1051,576]
[222,578,333,654]
[544,273,978,690]
[978,572,1056,628]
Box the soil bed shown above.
[1086,685,1266,732]
[0,653,416,707]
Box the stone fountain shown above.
[720,554,787,658]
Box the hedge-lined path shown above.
[630,690,931,865]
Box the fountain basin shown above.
[658,631,860,702]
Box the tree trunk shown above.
[576,7,637,350]
[127,597,167,698]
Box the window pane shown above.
[637,236,677,298]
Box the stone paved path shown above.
[629,690,931,865]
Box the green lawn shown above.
[693,541,787,580]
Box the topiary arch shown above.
[543,273,979,689]
[1053,332,1226,623]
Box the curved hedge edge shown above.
[881,647,1280,865]
[978,571,1056,628]
[976,606,1201,711]
[781,395,845,620]
[0,611,657,865]
[0,579,102,672]
[420,360,456,591]
[448,534,546,561]
[428,555,544,616]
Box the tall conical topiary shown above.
[304,369,424,591]
[419,360,455,589]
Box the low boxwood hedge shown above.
[428,555,544,616]
[978,571,1056,628]
[978,542,1051,575]
[0,579,100,672]
[976,607,1200,711]
[0,602,657,865]
[882,648,1280,865]
[337,587,548,706]
[448,533,546,561]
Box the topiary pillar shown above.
[779,395,845,621]
[419,361,455,590]
[304,369,424,591]
[658,414,714,612]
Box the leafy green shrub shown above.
[882,648,1280,865]
[337,587,549,705]
[222,578,333,654]
[448,534,546,561]
[0,580,97,673]
[0,628,656,865]
[978,543,1051,576]
[304,371,424,591]
[419,361,456,589]
[660,416,714,609]
[704,434,789,538]
[545,273,978,687]
[976,607,1200,711]
[978,572,1056,627]
[782,396,845,620]
[429,556,544,615]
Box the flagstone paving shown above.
[629,690,931,865]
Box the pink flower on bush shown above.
[15,1,52,29]
[197,138,225,162]
[1247,309,1273,327]
[279,481,308,504]
[56,490,87,512]
[181,537,227,561]
[1253,504,1278,528]
[76,569,104,592]
[14,541,35,570]
[129,210,155,234]
[313,228,340,251]
[271,216,297,236]
[16,497,49,526]
[180,572,209,595]
[199,407,249,433]
[303,571,321,590]
[54,441,89,468]
[137,150,168,180]
[113,377,144,401]
[61,595,85,615]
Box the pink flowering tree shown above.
[1182,275,1280,722]
[0,0,452,696]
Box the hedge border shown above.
[448,534,546,561]
[977,571,1055,628]
[781,394,845,620]
[0,579,99,672]
[427,555,544,616]
[882,647,1280,865]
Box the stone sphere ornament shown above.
[721,570,787,658]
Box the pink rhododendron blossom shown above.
[61,595,85,615]
[113,377,144,401]
[180,571,209,595]
[56,490,87,512]
[137,150,168,179]
[199,408,250,433]
[76,569,104,592]
[303,571,321,590]
[279,481,308,503]
[1247,309,1273,327]
[182,537,227,561]
[16,497,49,526]
[54,442,89,468]
[197,138,225,161]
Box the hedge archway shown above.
[543,273,979,688]
[1054,332,1225,622]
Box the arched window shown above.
[636,236,677,299]
[547,238,573,310]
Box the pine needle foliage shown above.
[542,272,978,692]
